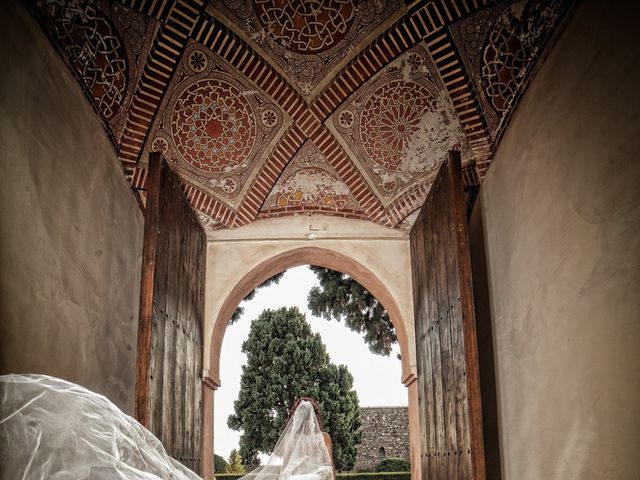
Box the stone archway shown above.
[201,246,420,480]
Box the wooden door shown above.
[410,151,485,480]
[136,152,206,474]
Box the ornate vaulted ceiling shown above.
[30,0,573,232]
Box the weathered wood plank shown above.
[439,160,462,479]
[191,211,205,473]
[447,157,473,479]
[419,204,438,479]
[410,152,486,480]
[410,224,427,476]
[191,213,204,470]
[193,233,205,470]
[135,152,163,427]
[424,204,439,480]
[180,205,195,468]
[150,161,171,437]
[430,175,448,480]
[183,218,194,470]
[139,154,205,475]
[174,206,189,463]
[449,152,486,480]
[162,176,181,455]
[433,171,457,479]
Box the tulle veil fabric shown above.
[0,374,333,480]
[0,373,201,480]
[242,401,334,480]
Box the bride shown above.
[243,398,335,480]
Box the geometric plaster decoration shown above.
[145,41,290,210]
[31,0,156,144]
[30,0,575,232]
[450,0,573,142]
[329,44,471,211]
[260,141,364,220]
[210,0,406,101]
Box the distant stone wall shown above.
[352,407,409,472]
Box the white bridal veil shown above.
[0,374,333,480]
[242,401,334,480]
[0,374,200,480]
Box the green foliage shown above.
[337,473,410,480]
[216,474,410,480]
[375,458,410,472]
[307,266,397,356]
[214,454,229,474]
[229,272,285,324]
[226,449,246,474]
[228,307,362,470]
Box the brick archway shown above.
[202,246,419,479]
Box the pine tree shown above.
[229,272,285,324]
[226,449,246,474]
[227,307,361,470]
[307,266,397,356]
[214,454,229,474]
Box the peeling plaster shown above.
[402,92,467,174]
[281,170,351,201]
[196,211,220,232]
[263,141,361,211]
[374,91,467,187]
[496,0,566,66]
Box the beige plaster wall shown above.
[204,215,416,382]
[0,1,144,414]
[469,0,640,478]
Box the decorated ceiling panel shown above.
[328,44,472,214]
[144,41,290,209]
[449,0,572,142]
[210,0,406,101]
[29,0,574,233]
[31,0,157,144]
[260,140,365,219]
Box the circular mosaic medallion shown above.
[170,78,256,175]
[338,109,355,128]
[221,177,237,193]
[151,137,169,154]
[261,108,278,128]
[188,50,208,73]
[360,80,435,172]
[255,0,356,54]
[405,51,424,74]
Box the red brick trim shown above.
[119,0,207,181]
[233,126,307,227]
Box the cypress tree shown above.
[228,307,361,470]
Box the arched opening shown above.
[202,246,419,479]
[379,447,386,461]
[209,247,411,383]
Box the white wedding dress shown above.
[242,401,334,480]
[0,374,333,480]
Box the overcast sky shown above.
[214,265,407,459]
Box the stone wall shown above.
[353,407,409,472]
